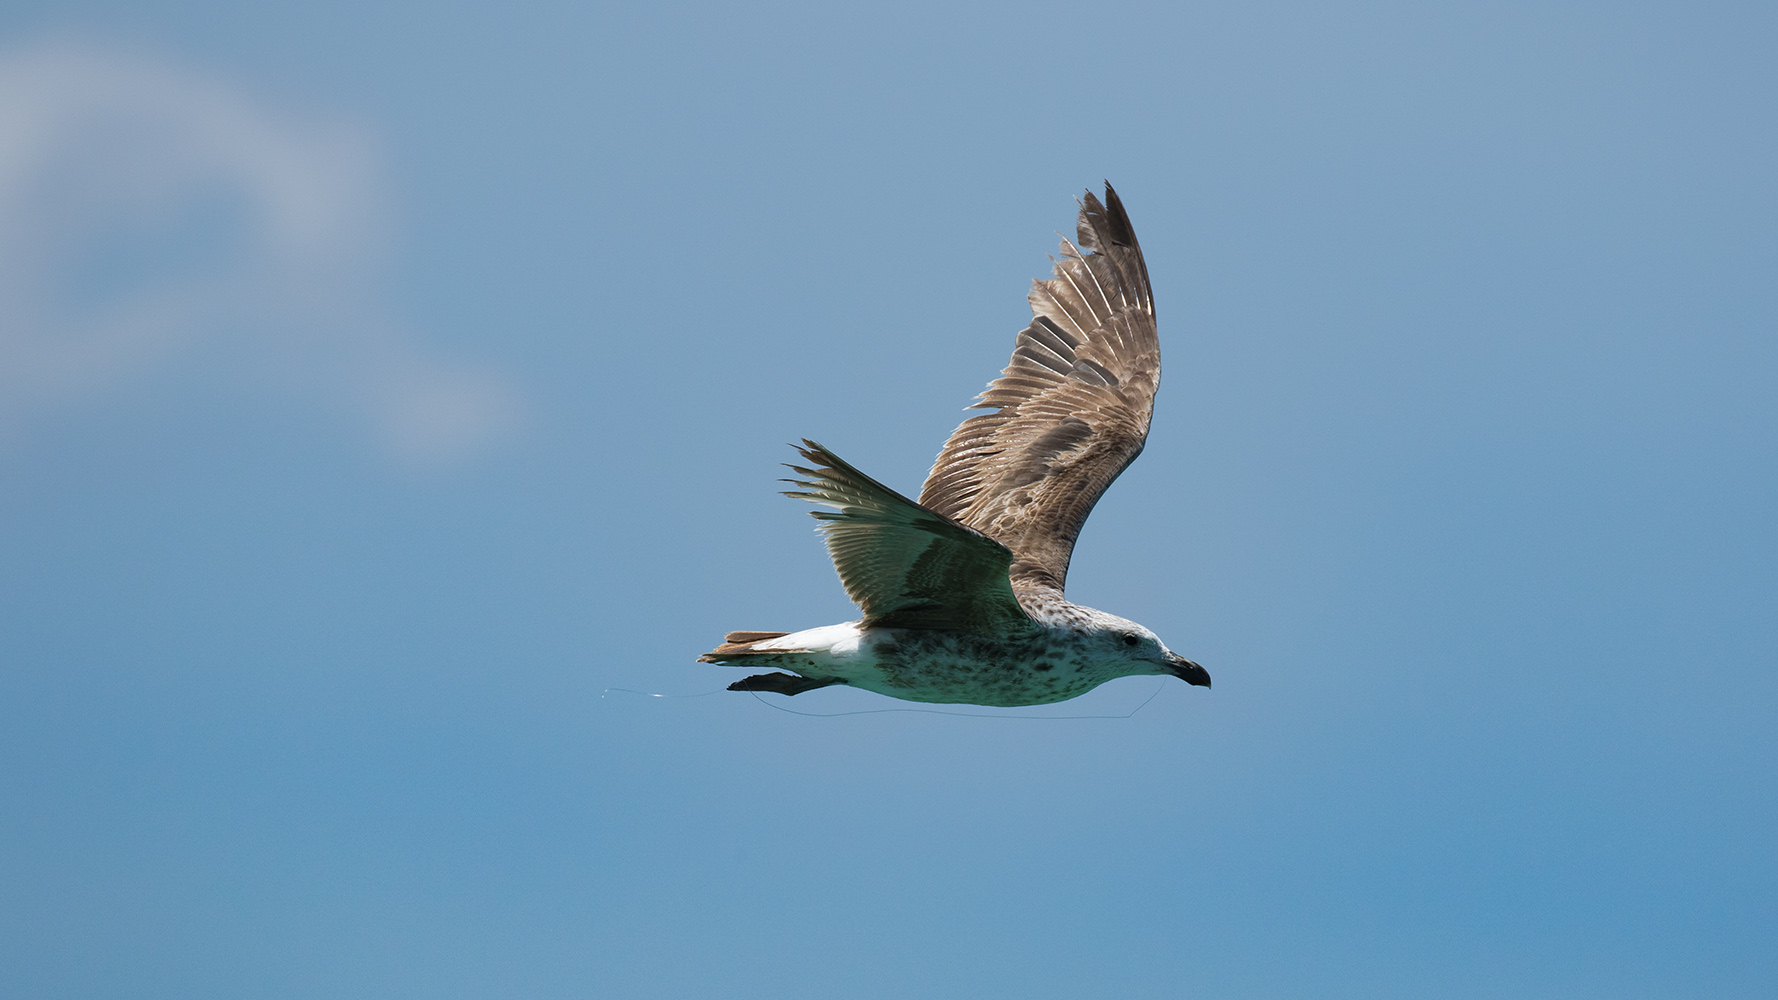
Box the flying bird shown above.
[701,184,1209,706]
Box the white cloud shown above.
[0,40,520,464]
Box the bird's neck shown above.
[1016,587,1095,631]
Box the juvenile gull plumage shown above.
[700,184,1210,706]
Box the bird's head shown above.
[1079,610,1211,688]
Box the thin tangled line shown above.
[601,683,1166,720]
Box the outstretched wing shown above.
[784,441,1035,635]
[918,184,1160,597]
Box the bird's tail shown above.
[699,631,843,696]
[697,630,797,664]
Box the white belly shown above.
[751,622,1105,707]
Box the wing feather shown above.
[918,184,1160,598]
[783,441,1035,635]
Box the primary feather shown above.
[918,185,1159,599]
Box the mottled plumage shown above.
[700,184,1210,706]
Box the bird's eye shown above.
[1122,633,1140,647]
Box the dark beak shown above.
[1166,653,1212,689]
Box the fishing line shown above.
[603,681,1168,719]
[747,680,1166,720]
[600,687,727,699]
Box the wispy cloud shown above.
[0,40,519,464]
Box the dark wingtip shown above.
[1099,183,1137,249]
[1074,181,1139,255]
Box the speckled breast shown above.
[864,629,1108,707]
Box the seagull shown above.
[701,183,1210,706]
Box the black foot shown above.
[728,672,844,696]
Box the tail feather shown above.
[698,630,802,663]
[724,631,789,644]
[700,630,843,697]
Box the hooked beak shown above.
[1165,653,1212,689]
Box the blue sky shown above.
[1,2,1774,997]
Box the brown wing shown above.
[783,441,1036,635]
[918,184,1158,598]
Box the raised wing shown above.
[918,184,1159,597]
[783,441,1035,635]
